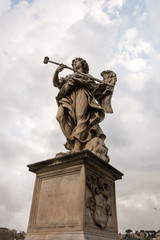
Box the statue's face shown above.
[73,59,82,70]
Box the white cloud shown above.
[146,0,160,36]
[110,27,154,90]
[106,0,126,15]
[87,0,111,25]
[118,28,153,57]
[0,0,160,234]
[0,0,10,12]
[119,193,160,210]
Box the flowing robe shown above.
[55,73,111,151]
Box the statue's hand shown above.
[56,64,66,73]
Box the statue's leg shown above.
[76,89,88,121]
[56,105,72,138]
[73,90,88,151]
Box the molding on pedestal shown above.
[27,150,123,181]
[25,150,123,240]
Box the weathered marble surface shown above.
[25,150,123,240]
[52,58,117,162]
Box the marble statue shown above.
[44,57,117,162]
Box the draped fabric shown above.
[55,73,110,151]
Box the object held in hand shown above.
[43,56,103,83]
[43,56,49,64]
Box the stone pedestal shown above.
[25,150,123,240]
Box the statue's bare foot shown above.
[56,151,73,157]
[73,139,81,152]
[55,152,67,157]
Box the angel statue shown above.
[44,57,117,162]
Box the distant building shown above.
[118,229,159,240]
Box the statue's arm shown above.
[52,65,66,88]
[53,70,60,88]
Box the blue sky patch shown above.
[11,0,33,8]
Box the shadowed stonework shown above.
[44,57,117,161]
[25,58,123,240]
[25,150,123,240]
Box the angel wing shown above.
[99,70,117,113]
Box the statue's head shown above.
[72,57,89,73]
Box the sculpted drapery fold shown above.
[53,58,117,162]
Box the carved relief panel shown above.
[86,175,114,230]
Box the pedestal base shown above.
[26,231,119,240]
[25,150,123,240]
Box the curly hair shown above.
[72,57,89,74]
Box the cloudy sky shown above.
[0,0,160,233]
